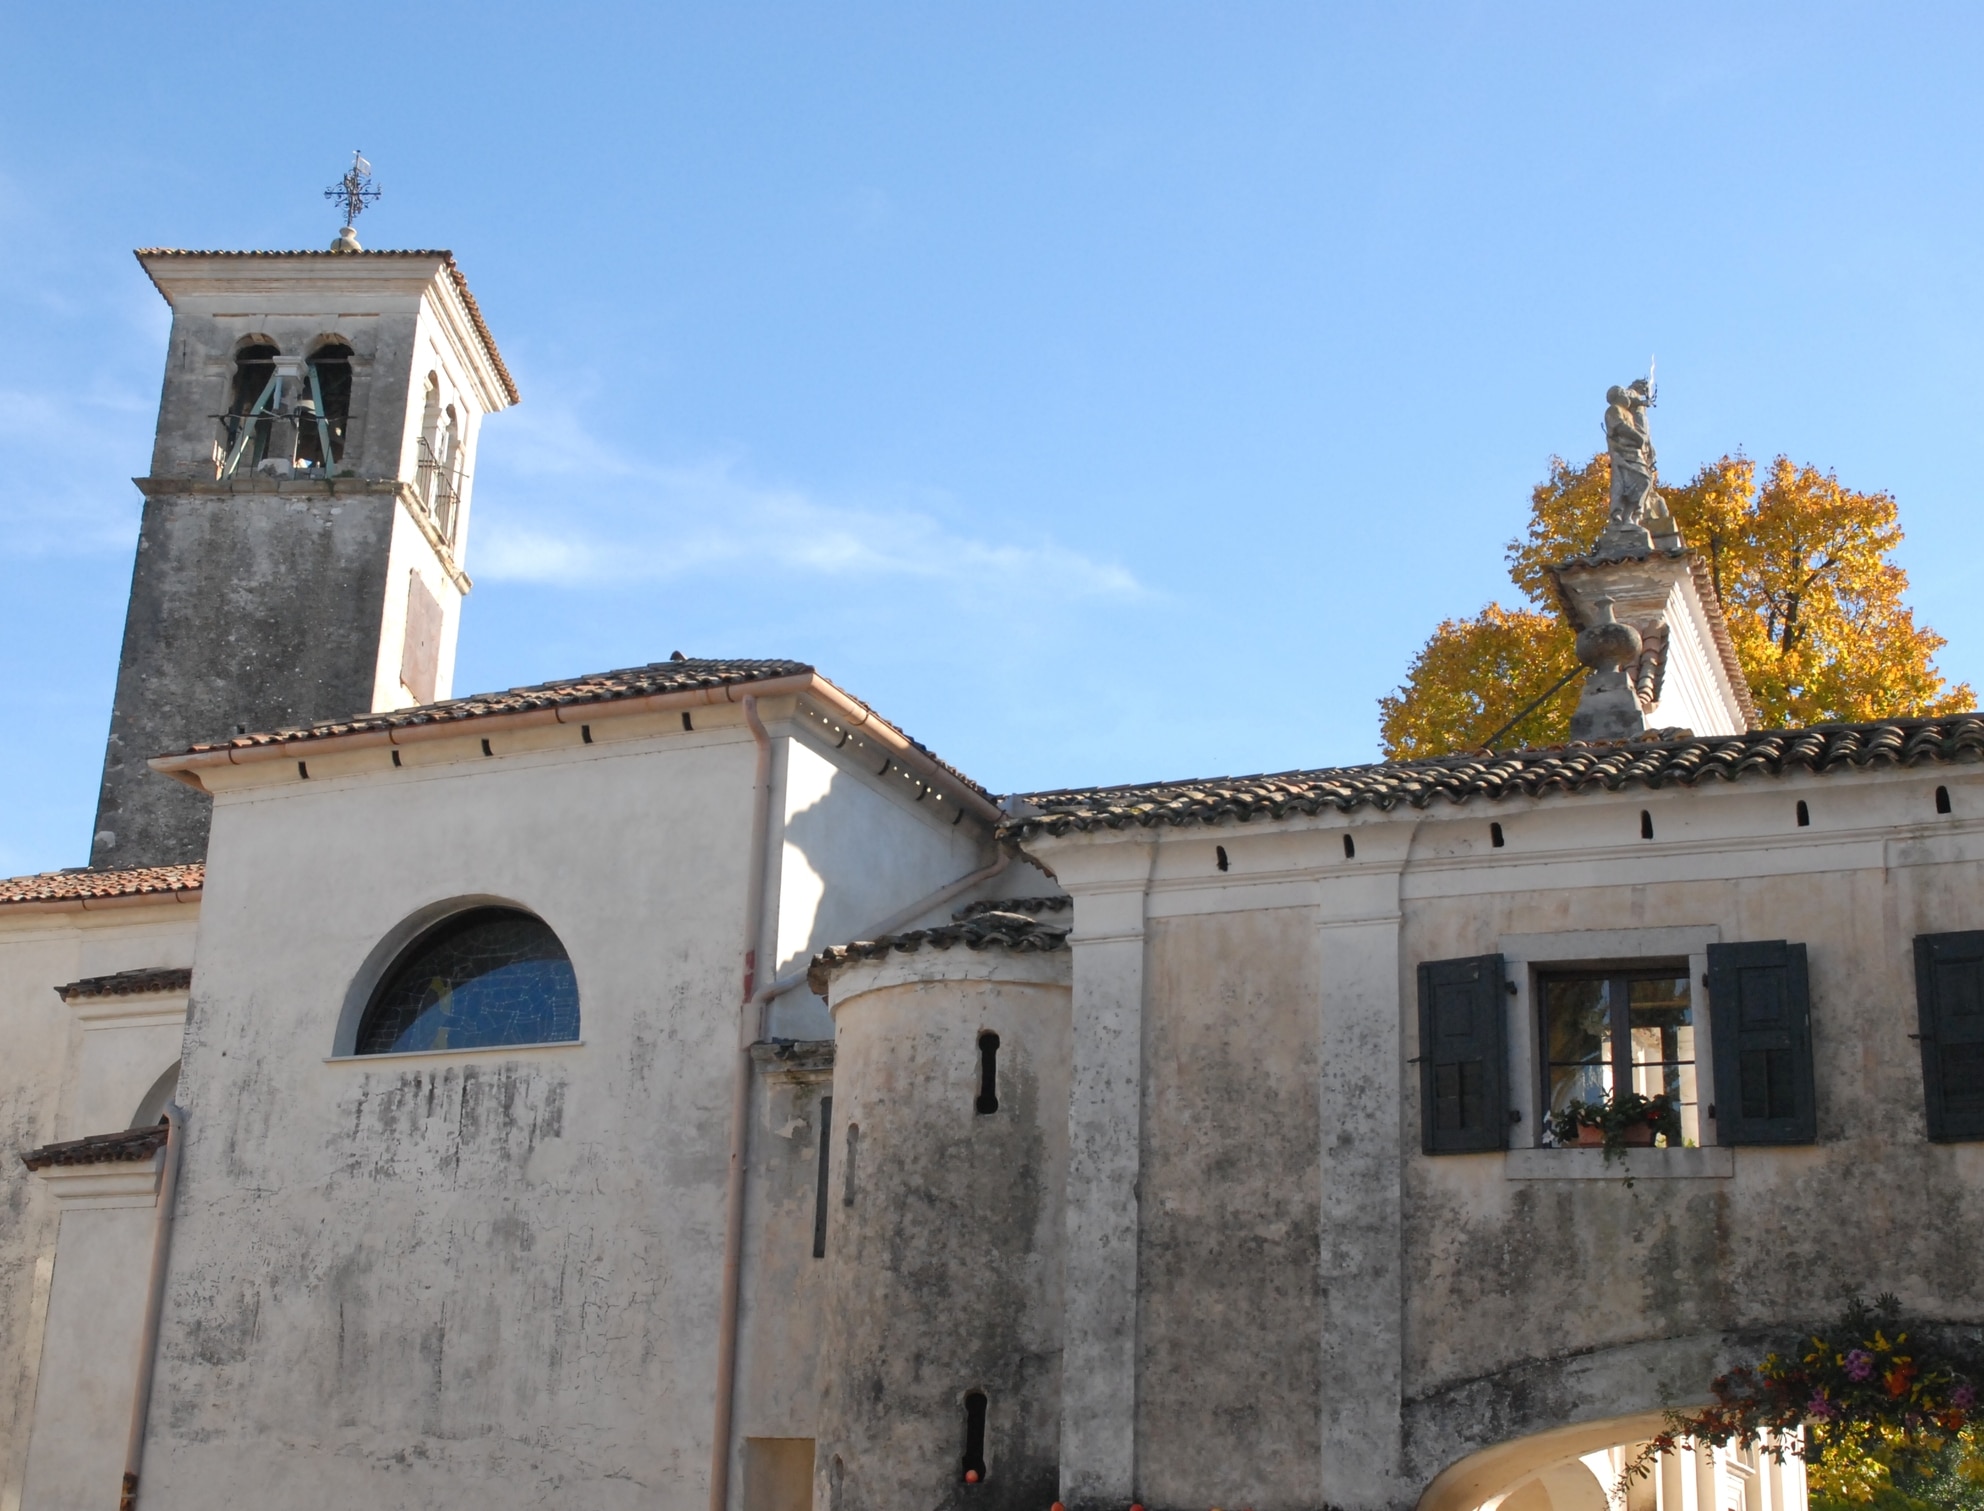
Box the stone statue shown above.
[1603,379,1659,528]
[1592,378,1680,555]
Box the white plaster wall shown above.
[17,1205,156,1511]
[143,730,761,1510]
[0,904,195,1511]
[765,725,998,1041]
[70,1023,184,1135]
[731,1054,833,1488]
[366,504,466,712]
[137,708,999,1511]
[1648,576,1742,737]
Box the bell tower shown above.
[89,243,518,868]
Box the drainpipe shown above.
[709,697,776,1511]
[121,1100,185,1511]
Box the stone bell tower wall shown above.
[89,250,514,869]
[816,955,1070,1511]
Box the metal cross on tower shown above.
[324,151,381,249]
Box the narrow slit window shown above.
[1215,845,1229,872]
[1640,810,1654,840]
[975,1032,1000,1115]
[1938,786,1953,814]
[961,1390,988,1483]
[1490,822,1505,848]
[1795,799,1810,827]
[812,1095,833,1259]
[1343,833,1356,859]
[842,1123,859,1206]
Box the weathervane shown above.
[324,151,381,251]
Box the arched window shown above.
[356,907,579,1055]
[295,342,354,471]
[221,341,280,472]
[131,1060,181,1128]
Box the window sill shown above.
[324,1039,584,1065]
[1504,1146,1733,1180]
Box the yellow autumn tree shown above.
[1379,452,1972,759]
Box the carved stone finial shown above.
[1575,597,1642,673]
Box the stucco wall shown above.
[141,731,768,1509]
[127,704,1003,1509]
[0,905,195,1511]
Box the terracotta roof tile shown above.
[808,910,1071,997]
[178,658,815,754]
[952,895,1071,920]
[21,1123,169,1171]
[1003,715,1984,839]
[55,967,192,1002]
[162,657,997,807]
[0,863,205,909]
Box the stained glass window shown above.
[356,908,579,1055]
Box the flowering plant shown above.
[1623,1297,1984,1504]
[1546,1088,1683,1156]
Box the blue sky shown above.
[4,3,1981,875]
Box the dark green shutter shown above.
[1706,941,1816,1145]
[1913,931,1984,1142]
[1417,954,1508,1155]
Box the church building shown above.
[3,237,1982,1511]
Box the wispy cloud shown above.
[474,402,1144,603]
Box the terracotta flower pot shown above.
[1621,1122,1656,1147]
[1575,1124,1605,1147]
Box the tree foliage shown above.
[1623,1297,1984,1511]
[1380,452,1971,759]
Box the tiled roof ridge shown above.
[952,895,1072,920]
[159,656,996,808]
[0,863,205,909]
[1003,713,1984,839]
[21,1123,169,1171]
[177,657,817,754]
[56,966,193,1002]
[132,247,520,407]
[808,912,1072,996]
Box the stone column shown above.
[1318,882,1412,1510]
[1058,855,1153,1509]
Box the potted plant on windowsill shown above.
[1548,1090,1683,1159]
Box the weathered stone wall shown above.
[92,488,399,868]
[817,962,1071,1511]
[1029,762,1984,1511]
[1138,909,1322,1510]
[1398,822,1984,1486]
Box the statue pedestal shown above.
[1592,521,1655,558]
[1569,670,1650,742]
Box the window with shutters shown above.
[1538,965,1699,1147]
[1417,954,1509,1155]
[1913,931,1984,1142]
[1705,940,1816,1145]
